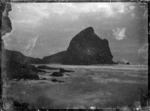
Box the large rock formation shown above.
[62,27,114,65]
[1,26,115,65]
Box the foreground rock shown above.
[3,60,39,80]
[2,50,40,80]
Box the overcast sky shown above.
[3,3,148,64]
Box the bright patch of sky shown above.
[113,27,126,40]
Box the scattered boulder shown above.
[50,68,74,77]
[117,59,130,65]
[59,68,74,73]
[51,78,58,82]
[51,72,63,77]
[51,78,64,83]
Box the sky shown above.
[3,2,148,64]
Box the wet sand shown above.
[3,64,148,109]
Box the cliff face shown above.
[63,27,114,65]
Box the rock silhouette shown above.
[50,68,74,77]
[59,68,74,73]
[2,27,115,65]
[43,27,115,65]
[63,27,114,65]
[51,78,64,83]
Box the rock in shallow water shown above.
[51,72,63,77]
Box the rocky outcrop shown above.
[50,68,74,77]
[63,27,114,65]
[42,27,115,65]
[3,60,39,80]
